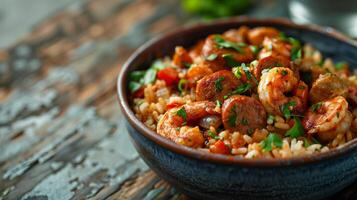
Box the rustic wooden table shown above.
[0,0,356,199]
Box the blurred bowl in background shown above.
[289,0,357,38]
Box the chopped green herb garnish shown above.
[261,133,283,152]
[232,67,242,79]
[142,68,157,85]
[230,83,251,96]
[281,70,288,76]
[151,59,166,70]
[208,130,220,140]
[176,107,187,122]
[334,61,347,70]
[182,62,192,68]
[129,81,142,93]
[304,138,310,148]
[317,60,324,66]
[267,114,275,124]
[214,76,225,92]
[206,53,218,61]
[291,48,302,61]
[247,128,254,135]
[285,117,304,138]
[249,45,260,55]
[222,54,240,67]
[241,117,249,125]
[216,100,222,108]
[213,35,244,53]
[178,79,187,93]
[279,32,288,41]
[311,102,323,112]
[280,101,297,119]
[241,63,258,84]
[129,70,146,82]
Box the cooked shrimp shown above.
[302,96,352,142]
[186,63,213,87]
[258,67,308,115]
[309,73,348,103]
[253,55,291,79]
[223,26,249,43]
[157,101,220,147]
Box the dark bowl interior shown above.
[118,17,357,166]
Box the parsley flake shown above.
[223,54,240,67]
[206,53,218,61]
[176,107,187,122]
[311,102,323,112]
[261,133,283,152]
[216,100,222,108]
[228,105,237,127]
[334,61,347,70]
[178,79,187,93]
[280,101,296,119]
[213,35,244,53]
[208,130,220,140]
[214,76,225,92]
[226,83,251,98]
[285,117,304,138]
[241,63,258,84]
[241,118,249,125]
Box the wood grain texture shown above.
[0,0,355,199]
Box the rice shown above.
[130,29,357,159]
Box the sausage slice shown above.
[222,95,267,134]
[254,55,291,79]
[196,70,241,102]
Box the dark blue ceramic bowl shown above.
[117,18,357,200]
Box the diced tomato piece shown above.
[167,101,184,109]
[210,140,230,154]
[133,87,144,98]
[157,67,179,86]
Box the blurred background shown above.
[0,0,356,48]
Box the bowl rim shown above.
[117,17,357,167]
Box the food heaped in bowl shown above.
[129,26,357,159]
[118,18,357,200]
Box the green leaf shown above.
[151,59,166,70]
[304,138,310,148]
[182,62,192,68]
[267,114,275,124]
[291,48,302,61]
[280,101,296,119]
[178,79,187,93]
[176,107,187,121]
[206,53,218,61]
[261,133,283,152]
[213,35,244,53]
[285,117,304,138]
[222,54,240,67]
[249,45,260,55]
[142,68,157,85]
[334,61,347,70]
[214,76,225,92]
[129,81,142,93]
[241,63,258,84]
[311,102,323,112]
[216,100,222,107]
[229,83,251,96]
[129,70,146,82]
[208,130,220,140]
[232,67,242,79]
